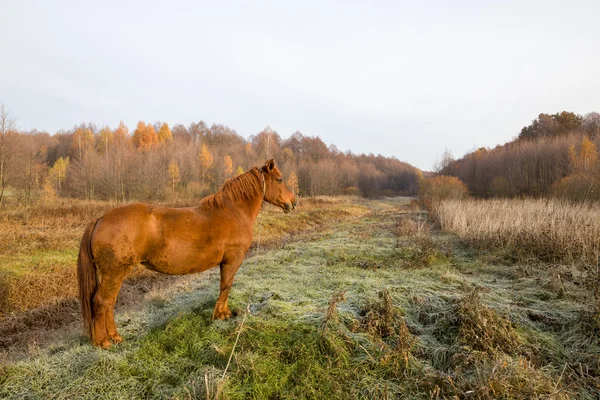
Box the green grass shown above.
[0,250,75,275]
[1,197,598,399]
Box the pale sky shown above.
[1,0,599,170]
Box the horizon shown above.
[2,1,599,171]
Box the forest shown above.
[440,111,600,200]
[0,105,420,205]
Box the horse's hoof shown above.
[110,334,123,344]
[212,309,232,320]
[100,338,112,349]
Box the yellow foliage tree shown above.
[287,171,299,194]
[71,127,94,159]
[569,136,597,174]
[157,123,173,143]
[113,121,129,144]
[133,121,158,150]
[168,160,181,190]
[553,136,600,201]
[49,156,69,193]
[199,144,213,169]
[236,166,244,176]
[224,155,233,178]
[198,144,214,185]
[97,127,114,155]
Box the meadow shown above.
[0,196,599,399]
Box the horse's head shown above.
[261,159,297,213]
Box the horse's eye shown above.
[276,179,283,183]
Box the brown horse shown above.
[77,159,297,348]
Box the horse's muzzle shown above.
[284,200,297,213]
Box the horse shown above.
[77,159,297,348]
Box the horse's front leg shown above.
[212,257,243,320]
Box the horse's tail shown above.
[77,219,98,340]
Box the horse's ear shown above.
[263,159,275,173]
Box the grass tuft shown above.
[323,290,347,329]
[360,289,401,339]
[453,288,522,356]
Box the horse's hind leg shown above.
[106,310,122,344]
[93,265,131,349]
[105,276,128,344]
[92,283,114,349]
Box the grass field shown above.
[1,197,599,398]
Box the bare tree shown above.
[583,112,600,138]
[434,147,455,173]
[0,104,17,206]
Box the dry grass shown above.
[0,199,118,256]
[451,288,522,356]
[358,289,417,377]
[416,288,575,399]
[434,198,600,265]
[323,290,347,328]
[454,354,570,400]
[395,214,432,238]
[0,199,117,318]
[434,198,600,298]
[394,212,452,269]
[428,197,600,397]
[254,196,368,251]
[0,262,77,316]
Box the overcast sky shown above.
[1,0,599,170]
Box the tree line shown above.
[440,111,600,199]
[0,105,420,205]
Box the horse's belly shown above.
[145,247,223,275]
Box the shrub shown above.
[489,176,512,197]
[550,173,600,202]
[419,175,469,211]
[344,186,361,196]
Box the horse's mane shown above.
[200,167,263,209]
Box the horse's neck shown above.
[201,172,264,223]
[235,172,265,223]
[215,187,263,225]
[238,193,264,224]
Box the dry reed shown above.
[434,197,600,306]
[434,198,600,263]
